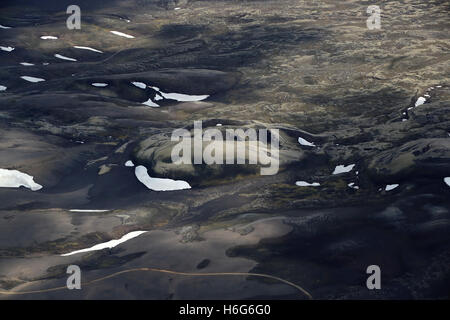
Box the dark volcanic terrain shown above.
[0,0,449,299]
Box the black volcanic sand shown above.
[0,0,449,299]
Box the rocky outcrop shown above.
[133,122,305,183]
[368,138,450,182]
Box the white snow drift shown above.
[444,177,450,187]
[348,182,359,190]
[159,92,209,102]
[54,54,77,62]
[142,98,160,107]
[91,83,108,87]
[110,31,135,38]
[295,181,320,187]
[132,81,209,103]
[135,165,191,191]
[385,184,399,191]
[0,169,42,191]
[131,81,146,89]
[125,160,135,167]
[40,36,58,40]
[61,231,147,256]
[298,137,315,147]
[332,164,355,175]
[21,76,45,83]
[0,46,14,52]
[73,46,103,53]
[415,97,426,107]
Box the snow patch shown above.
[20,62,34,66]
[0,24,12,29]
[159,92,209,102]
[147,85,209,102]
[142,98,160,107]
[91,83,108,87]
[135,165,191,191]
[348,182,359,190]
[73,46,103,53]
[385,184,399,191]
[21,76,45,83]
[332,164,355,175]
[0,169,42,191]
[295,181,320,187]
[110,31,135,38]
[125,160,135,167]
[444,177,450,187]
[0,85,6,91]
[415,97,426,107]
[298,137,315,147]
[0,46,14,52]
[61,231,147,256]
[40,36,58,40]
[54,53,77,62]
[131,81,146,89]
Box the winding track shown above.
[0,267,313,299]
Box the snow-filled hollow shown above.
[385,184,399,191]
[125,160,135,167]
[159,92,209,102]
[0,168,42,191]
[142,84,209,102]
[444,177,450,187]
[91,83,108,87]
[40,36,58,40]
[135,165,191,191]
[73,46,103,53]
[142,98,160,107]
[54,54,77,62]
[298,137,315,147]
[295,181,320,187]
[0,46,14,52]
[415,97,426,107]
[61,231,147,256]
[332,164,355,175]
[348,182,359,190]
[21,76,45,83]
[131,81,146,89]
[110,31,135,38]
